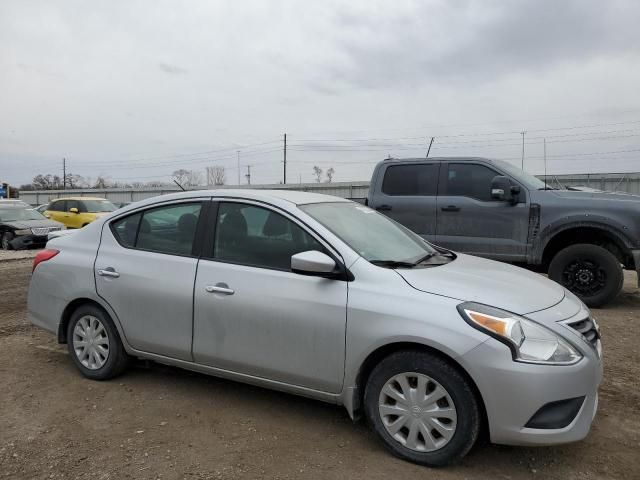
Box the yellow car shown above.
[44,197,117,229]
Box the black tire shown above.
[66,304,130,380]
[364,350,480,467]
[548,243,623,308]
[1,231,14,250]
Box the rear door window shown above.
[381,164,438,196]
[111,202,202,256]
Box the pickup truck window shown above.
[382,164,438,196]
[445,163,499,201]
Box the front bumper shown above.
[458,292,602,447]
[460,337,601,446]
[9,234,48,250]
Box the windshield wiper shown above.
[369,259,416,268]
[411,252,437,265]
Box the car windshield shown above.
[299,202,437,264]
[0,207,46,222]
[82,200,117,212]
[491,159,549,190]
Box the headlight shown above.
[458,302,582,365]
[14,229,31,235]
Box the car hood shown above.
[548,189,640,203]
[1,219,63,229]
[396,253,565,315]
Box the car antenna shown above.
[173,179,186,191]
[426,137,434,158]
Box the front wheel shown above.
[66,304,130,380]
[548,243,623,307]
[364,350,480,467]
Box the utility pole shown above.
[520,131,526,170]
[245,165,251,185]
[283,133,287,184]
[62,158,66,190]
[426,137,434,158]
[543,138,547,190]
[236,150,240,185]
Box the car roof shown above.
[117,189,351,213]
[382,156,495,164]
[51,196,108,201]
[225,189,351,205]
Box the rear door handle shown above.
[441,205,460,212]
[97,267,120,278]
[205,283,234,295]
[376,204,392,211]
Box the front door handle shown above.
[376,204,392,211]
[441,205,460,212]
[205,283,234,295]
[97,267,120,278]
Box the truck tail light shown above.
[32,249,59,272]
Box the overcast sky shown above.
[2,0,640,186]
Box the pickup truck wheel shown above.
[66,304,130,380]
[1,232,14,250]
[364,350,480,467]
[548,243,623,307]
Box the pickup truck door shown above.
[435,162,529,261]
[368,162,439,242]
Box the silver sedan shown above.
[28,190,602,466]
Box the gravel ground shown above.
[0,259,638,480]
[0,249,39,262]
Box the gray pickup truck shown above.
[368,157,640,307]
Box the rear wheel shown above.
[548,243,623,307]
[364,350,480,467]
[1,231,14,250]
[66,304,130,380]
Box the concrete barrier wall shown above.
[18,181,371,206]
[18,173,640,206]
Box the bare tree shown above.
[172,169,190,187]
[66,173,88,189]
[312,166,323,183]
[207,166,226,186]
[31,174,64,190]
[172,169,203,187]
[93,176,111,189]
[186,170,204,187]
[325,167,335,183]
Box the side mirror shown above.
[291,250,336,276]
[69,207,79,214]
[491,176,518,204]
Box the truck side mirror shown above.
[491,176,512,202]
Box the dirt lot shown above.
[1,259,639,480]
